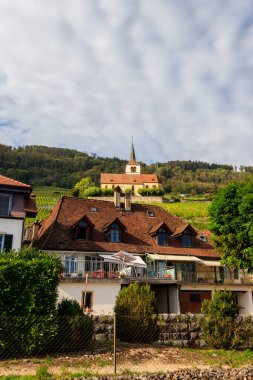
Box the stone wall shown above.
[93,314,253,348]
[93,314,203,347]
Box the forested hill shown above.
[0,144,252,194]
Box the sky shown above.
[0,0,253,166]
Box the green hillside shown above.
[1,143,253,195]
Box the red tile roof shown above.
[0,175,31,189]
[34,197,220,259]
[100,173,159,184]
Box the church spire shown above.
[129,137,137,165]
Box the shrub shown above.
[138,187,164,196]
[201,291,253,349]
[114,283,160,343]
[52,299,94,352]
[0,248,62,356]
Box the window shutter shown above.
[4,234,13,252]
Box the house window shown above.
[76,220,88,240]
[0,235,4,252]
[182,230,192,247]
[65,256,77,273]
[157,228,168,246]
[82,291,93,311]
[0,194,11,216]
[0,234,13,253]
[147,210,155,217]
[110,223,121,242]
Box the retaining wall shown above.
[93,314,253,347]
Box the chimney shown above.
[114,187,121,208]
[31,221,40,244]
[125,193,131,212]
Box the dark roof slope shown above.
[0,175,31,189]
[34,196,219,258]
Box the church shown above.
[100,142,160,196]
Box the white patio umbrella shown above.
[112,251,136,262]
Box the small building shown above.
[100,142,160,196]
[28,191,253,315]
[0,175,37,252]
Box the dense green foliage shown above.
[53,299,94,352]
[209,178,253,271]
[200,291,253,349]
[138,187,165,196]
[1,143,252,194]
[0,248,62,356]
[114,283,159,343]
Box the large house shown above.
[100,142,160,196]
[29,191,253,315]
[0,175,37,252]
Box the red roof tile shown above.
[34,197,220,259]
[100,173,159,184]
[0,175,31,189]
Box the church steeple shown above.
[125,138,141,175]
[129,137,137,165]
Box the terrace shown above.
[60,255,253,285]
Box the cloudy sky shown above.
[0,0,253,166]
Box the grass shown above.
[26,187,70,226]
[1,347,253,379]
[147,201,211,230]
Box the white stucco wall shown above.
[58,282,121,315]
[169,287,180,314]
[237,291,253,314]
[0,218,24,249]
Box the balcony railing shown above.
[61,259,253,285]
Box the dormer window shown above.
[147,210,155,217]
[76,220,88,240]
[157,227,169,246]
[183,229,192,247]
[109,223,121,243]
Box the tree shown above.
[73,177,95,194]
[114,283,160,343]
[209,178,253,271]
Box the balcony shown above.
[61,259,253,285]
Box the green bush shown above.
[114,283,160,343]
[138,187,165,196]
[0,247,62,356]
[201,291,253,349]
[52,299,94,352]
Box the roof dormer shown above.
[102,217,126,243]
[148,222,172,246]
[173,224,198,248]
[72,216,94,241]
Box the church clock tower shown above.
[125,140,141,174]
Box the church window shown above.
[131,166,136,173]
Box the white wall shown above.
[0,218,24,249]
[169,287,180,314]
[58,282,121,315]
[237,291,253,314]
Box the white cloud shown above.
[0,0,253,166]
